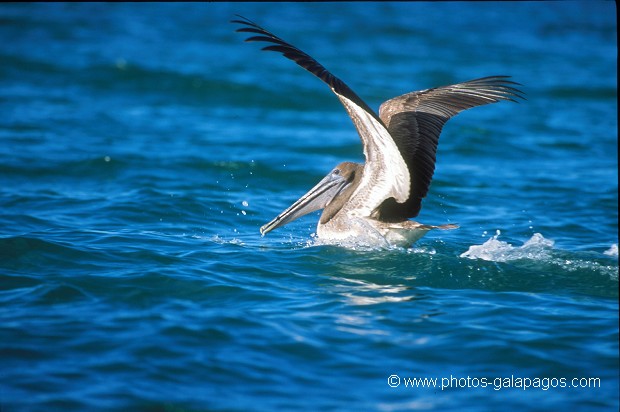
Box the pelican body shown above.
[232,16,524,247]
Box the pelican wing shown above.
[232,16,411,216]
[376,76,524,220]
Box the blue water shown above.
[1,2,618,411]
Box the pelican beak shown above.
[260,171,347,235]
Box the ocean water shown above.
[0,2,618,411]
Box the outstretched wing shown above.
[232,16,411,216]
[232,16,378,120]
[375,76,524,220]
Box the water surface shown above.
[1,2,618,411]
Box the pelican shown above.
[232,16,523,247]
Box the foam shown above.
[460,230,554,262]
[604,244,618,257]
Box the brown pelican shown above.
[233,16,523,247]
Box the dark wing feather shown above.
[232,16,416,217]
[231,15,380,122]
[376,76,525,220]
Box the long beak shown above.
[260,172,347,235]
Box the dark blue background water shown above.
[1,2,617,411]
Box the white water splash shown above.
[307,234,410,252]
[460,230,554,262]
[461,231,618,280]
[604,244,618,257]
[210,234,245,246]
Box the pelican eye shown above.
[333,169,340,175]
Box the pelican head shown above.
[260,162,362,235]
